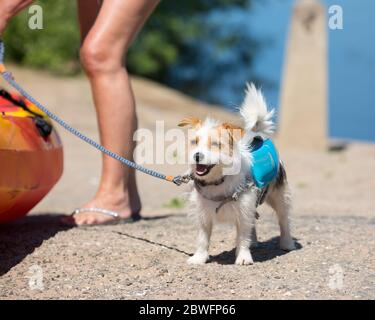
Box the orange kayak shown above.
[0,89,63,223]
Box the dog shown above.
[178,83,295,265]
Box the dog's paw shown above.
[235,250,254,265]
[280,237,296,251]
[187,252,209,265]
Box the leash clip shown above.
[172,173,192,186]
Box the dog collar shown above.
[193,174,267,216]
[193,176,226,188]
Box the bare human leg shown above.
[0,0,34,35]
[64,0,159,225]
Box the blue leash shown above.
[0,41,184,186]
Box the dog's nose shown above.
[194,152,204,163]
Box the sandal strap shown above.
[71,207,119,218]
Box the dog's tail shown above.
[239,83,275,138]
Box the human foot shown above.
[62,190,141,226]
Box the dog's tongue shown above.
[196,164,208,174]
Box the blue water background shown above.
[249,0,375,142]
[172,0,375,142]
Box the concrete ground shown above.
[0,67,374,299]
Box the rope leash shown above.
[0,40,186,186]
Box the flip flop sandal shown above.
[69,207,141,226]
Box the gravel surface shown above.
[0,212,374,299]
[0,67,374,299]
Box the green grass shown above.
[162,197,186,209]
[296,181,307,189]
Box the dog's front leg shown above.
[235,217,254,265]
[188,220,212,265]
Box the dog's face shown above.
[179,117,244,182]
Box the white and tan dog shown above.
[179,83,295,265]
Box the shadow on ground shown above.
[0,212,304,275]
[210,237,302,265]
[0,213,71,276]
[0,212,184,276]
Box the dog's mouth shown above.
[195,164,215,176]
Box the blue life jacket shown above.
[250,137,279,188]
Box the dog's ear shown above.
[221,122,245,142]
[178,117,202,128]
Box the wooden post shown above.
[277,0,328,151]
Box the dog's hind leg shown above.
[266,184,296,251]
[188,219,212,265]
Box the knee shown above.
[80,40,126,76]
[2,0,35,19]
